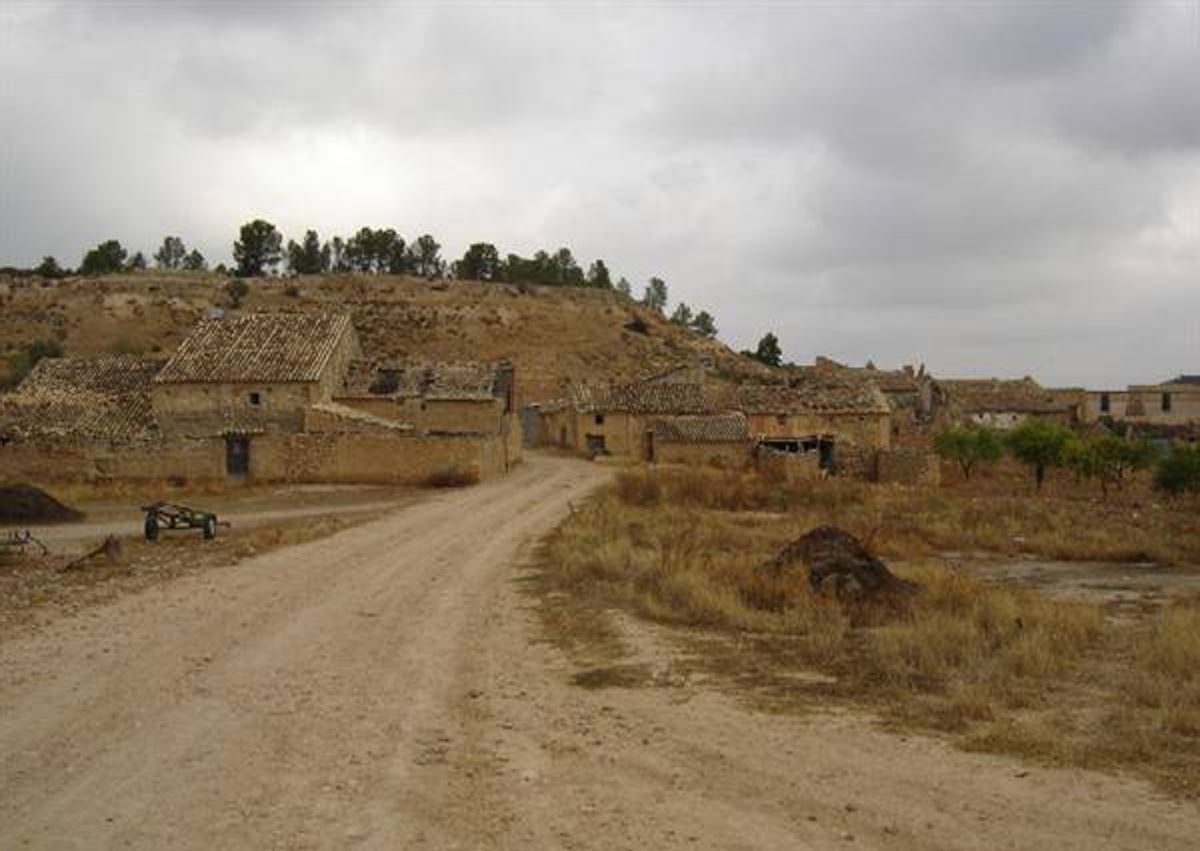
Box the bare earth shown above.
[2,455,1197,850]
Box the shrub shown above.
[1154,445,1200,497]
[934,425,1004,479]
[1006,420,1074,490]
[422,467,479,488]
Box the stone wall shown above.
[756,448,821,481]
[744,411,891,451]
[653,441,753,469]
[152,381,316,437]
[0,437,225,484]
[249,431,509,484]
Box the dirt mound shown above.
[0,484,83,524]
[761,525,917,598]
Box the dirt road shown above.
[2,455,1197,850]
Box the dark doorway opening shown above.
[585,434,607,456]
[225,435,250,476]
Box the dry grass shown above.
[612,466,1200,565]
[536,467,1200,797]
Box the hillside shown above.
[0,272,771,405]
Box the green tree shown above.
[182,249,207,271]
[587,259,612,289]
[1006,420,1074,490]
[233,219,282,277]
[126,251,147,271]
[409,234,442,278]
[690,310,717,339]
[748,332,783,367]
[34,256,64,278]
[457,242,500,280]
[1153,445,1200,497]
[79,239,128,276]
[934,425,1004,480]
[615,277,632,297]
[551,247,583,285]
[286,229,329,275]
[154,236,188,270]
[329,236,349,272]
[642,277,668,313]
[669,302,693,326]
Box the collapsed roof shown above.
[0,355,162,442]
[337,358,505,402]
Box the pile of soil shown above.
[761,525,918,598]
[0,484,83,524]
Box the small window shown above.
[1099,393,1110,413]
[1162,392,1172,412]
[248,391,262,407]
[594,414,605,426]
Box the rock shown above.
[760,525,918,599]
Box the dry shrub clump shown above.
[422,468,480,488]
[540,466,1200,797]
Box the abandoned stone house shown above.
[649,412,754,467]
[935,377,1080,430]
[1085,376,1200,428]
[811,357,938,429]
[1,312,520,484]
[539,377,713,458]
[538,362,895,476]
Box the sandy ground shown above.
[2,454,1198,850]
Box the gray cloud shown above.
[1,0,1196,386]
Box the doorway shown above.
[225,435,250,476]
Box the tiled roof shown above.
[938,377,1067,414]
[337,359,499,402]
[811,359,922,394]
[725,371,891,415]
[651,412,749,443]
[155,312,351,384]
[568,380,713,415]
[0,355,162,442]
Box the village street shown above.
[2,454,1198,850]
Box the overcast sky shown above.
[1,1,1197,387]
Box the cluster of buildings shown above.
[1,308,1194,488]
[0,312,520,485]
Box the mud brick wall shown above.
[654,441,754,469]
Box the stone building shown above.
[936,377,1080,429]
[648,412,754,467]
[1088,376,1200,427]
[539,377,712,457]
[2,312,520,484]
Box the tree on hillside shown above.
[409,234,442,278]
[126,251,147,271]
[691,310,717,339]
[34,256,65,278]
[934,425,1004,480]
[182,249,207,271]
[669,302,693,326]
[457,242,501,280]
[550,247,583,285]
[286,229,330,275]
[233,219,282,277]
[587,259,612,289]
[642,277,668,313]
[1006,420,1073,490]
[1154,445,1200,497]
[747,332,783,367]
[225,278,250,309]
[615,277,632,297]
[79,239,128,276]
[154,236,188,270]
